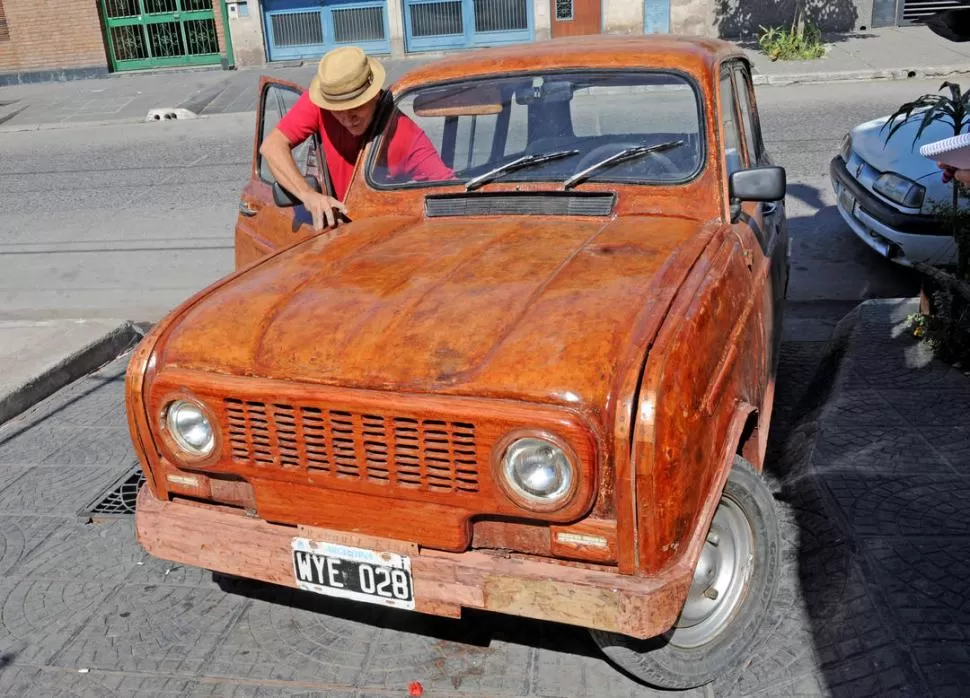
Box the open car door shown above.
[234,76,332,269]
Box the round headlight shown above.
[165,400,214,456]
[501,437,573,505]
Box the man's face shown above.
[332,95,379,137]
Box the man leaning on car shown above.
[259,46,454,230]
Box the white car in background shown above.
[831,114,962,267]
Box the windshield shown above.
[367,71,704,190]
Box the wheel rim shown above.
[670,496,754,649]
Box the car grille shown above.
[224,399,480,493]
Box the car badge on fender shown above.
[856,162,864,178]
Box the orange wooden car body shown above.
[127,35,788,642]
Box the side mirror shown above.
[729,166,786,203]
[273,174,322,207]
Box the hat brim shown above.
[309,57,386,111]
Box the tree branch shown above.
[914,261,970,302]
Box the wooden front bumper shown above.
[135,486,690,640]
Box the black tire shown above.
[590,455,780,689]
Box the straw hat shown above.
[309,47,386,111]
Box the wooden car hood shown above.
[157,213,702,413]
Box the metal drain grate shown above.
[78,466,145,521]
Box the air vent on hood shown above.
[425,192,615,218]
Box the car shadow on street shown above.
[785,201,923,301]
[210,570,657,691]
[213,570,600,655]
[758,299,970,697]
[787,182,828,212]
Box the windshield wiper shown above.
[464,150,579,191]
[562,140,685,190]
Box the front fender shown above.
[632,226,768,577]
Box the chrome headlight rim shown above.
[159,396,216,461]
[494,430,579,513]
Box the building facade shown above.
[0,0,234,84]
[0,0,959,81]
[230,0,950,66]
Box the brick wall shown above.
[0,0,108,73]
[210,0,229,64]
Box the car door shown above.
[234,76,331,270]
[718,63,776,373]
[731,62,788,363]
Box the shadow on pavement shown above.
[714,0,866,40]
[760,298,970,696]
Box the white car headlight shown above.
[873,172,925,208]
[164,399,214,457]
[840,133,852,162]
[500,437,574,506]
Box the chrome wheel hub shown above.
[671,496,754,648]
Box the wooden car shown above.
[127,35,789,689]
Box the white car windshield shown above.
[367,71,704,189]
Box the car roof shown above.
[390,34,747,93]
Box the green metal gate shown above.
[101,0,224,71]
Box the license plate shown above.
[291,537,415,610]
[838,185,857,215]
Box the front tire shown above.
[590,456,780,689]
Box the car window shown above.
[505,95,528,156]
[719,70,744,175]
[259,84,313,184]
[453,113,500,170]
[732,65,760,165]
[369,71,705,189]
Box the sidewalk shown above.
[1,25,969,132]
[746,25,970,85]
[0,320,142,427]
[0,297,964,697]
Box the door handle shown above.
[239,201,259,217]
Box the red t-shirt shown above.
[276,91,454,200]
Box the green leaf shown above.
[944,81,963,103]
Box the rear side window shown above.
[718,71,744,176]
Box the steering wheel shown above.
[573,142,681,180]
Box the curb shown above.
[0,116,146,133]
[0,112,253,133]
[0,321,145,427]
[753,64,970,86]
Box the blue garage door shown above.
[403,0,533,52]
[264,0,390,61]
[644,0,669,33]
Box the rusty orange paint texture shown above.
[126,34,784,634]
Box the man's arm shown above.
[259,92,347,230]
[259,129,346,230]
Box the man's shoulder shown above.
[279,90,323,135]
